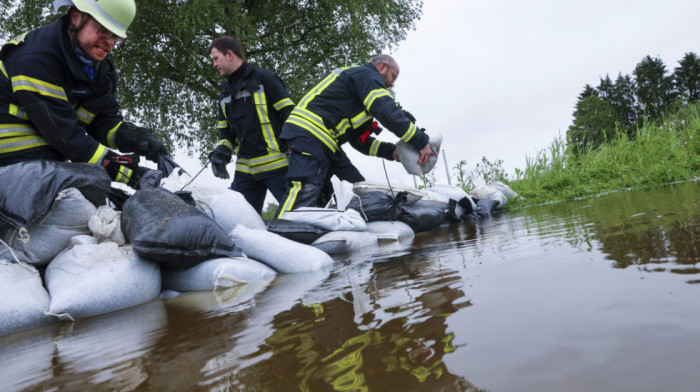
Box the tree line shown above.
[567,52,700,154]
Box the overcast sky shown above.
[176,0,700,197]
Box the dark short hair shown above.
[207,36,244,60]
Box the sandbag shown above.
[229,225,333,273]
[470,181,519,208]
[45,236,161,321]
[0,161,110,230]
[395,135,443,176]
[88,206,126,245]
[311,231,379,255]
[161,256,277,292]
[414,189,471,221]
[346,191,407,222]
[0,260,54,337]
[353,181,425,205]
[399,204,447,233]
[121,187,238,270]
[280,207,367,232]
[474,198,501,217]
[366,221,415,242]
[427,184,477,211]
[265,219,330,245]
[197,189,266,231]
[0,188,97,266]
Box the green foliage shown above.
[417,170,436,189]
[450,157,509,193]
[0,0,423,158]
[675,52,700,103]
[567,95,621,154]
[633,55,677,119]
[261,201,279,221]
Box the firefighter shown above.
[206,36,295,213]
[276,54,433,217]
[0,0,167,188]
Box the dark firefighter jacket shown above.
[215,62,294,179]
[279,63,428,158]
[0,15,146,183]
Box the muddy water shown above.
[1,180,698,392]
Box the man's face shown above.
[210,48,238,77]
[379,62,400,88]
[72,11,120,62]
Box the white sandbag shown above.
[470,185,507,207]
[229,225,333,273]
[311,231,379,255]
[0,188,96,266]
[0,259,54,337]
[427,184,477,210]
[161,256,277,292]
[352,181,425,205]
[366,221,415,242]
[395,135,443,176]
[197,189,266,231]
[280,207,367,232]
[45,238,161,321]
[88,205,126,245]
[488,181,520,199]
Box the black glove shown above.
[402,110,416,123]
[128,126,168,162]
[208,145,232,179]
[101,151,143,189]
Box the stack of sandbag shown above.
[469,181,520,209]
[0,259,53,336]
[121,187,239,270]
[44,236,161,321]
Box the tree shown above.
[674,52,700,103]
[633,55,676,121]
[0,0,423,156]
[567,95,621,154]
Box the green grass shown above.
[502,103,700,207]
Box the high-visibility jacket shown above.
[279,63,428,157]
[0,15,142,172]
[215,62,294,179]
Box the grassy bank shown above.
[503,103,700,207]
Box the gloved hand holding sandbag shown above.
[395,134,442,176]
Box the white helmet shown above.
[54,0,136,38]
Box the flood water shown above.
[1,180,698,392]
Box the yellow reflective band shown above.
[273,97,294,111]
[278,181,302,218]
[8,104,29,120]
[11,76,68,101]
[220,103,228,120]
[0,123,39,137]
[363,88,391,111]
[400,122,418,142]
[88,144,108,164]
[0,60,7,78]
[236,153,287,174]
[216,139,234,151]
[297,69,342,108]
[114,165,132,184]
[351,111,371,128]
[369,140,380,156]
[0,135,50,154]
[217,120,228,129]
[76,106,96,124]
[7,32,28,46]
[106,122,122,148]
[286,114,337,152]
[333,118,351,137]
[293,107,326,130]
[254,90,281,152]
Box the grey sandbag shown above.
[395,135,442,176]
[0,161,110,230]
[0,259,54,337]
[121,187,238,270]
[474,198,500,217]
[346,191,407,222]
[399,204,447,233]
[161,256,277,292]
[311,231,379,255]
[366,221,415,242]
[0,188,96,266]
[265,219,330,245]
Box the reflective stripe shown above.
[11,76,68,101]
[253,88,281,152]
[114,165,132,184]
[363,88,391,111]
[88,144,108,165]
[217,120,228,129]
[0,60,7,78]
[333,118,351,138]
[0,135,50,154]
[297,68,343,108]
[273,97,294,111]
[81,0,128,35]
[286,114,337,153]
[351,111,371,128]
[216,139,234,151]
[400,122,418,143]
[0,123,40,137]
[106,121,122,148]
[278,181,302,218]
[76,106,96,124]
[8,104,29,120]
[236,152,287,175]
[369,140,380,156]
[7,32,28,46]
